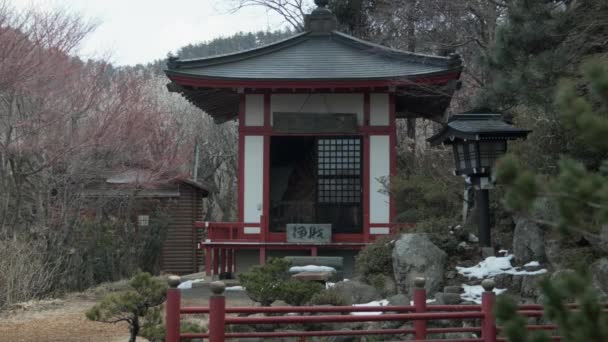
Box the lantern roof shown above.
[428,113,531,146]
[164,1,462,123]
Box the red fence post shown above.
[165,276,181,342]
[481,279,497,342]
[209,281,227,342]
[413,277,427,340]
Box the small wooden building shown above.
[165,1,461,276]
[84,169,209,275]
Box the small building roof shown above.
[85,169,210,198]
[427,114,532,145]
[164,1,462,123]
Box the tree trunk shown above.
[129,315,139,342]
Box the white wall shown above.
[243,136,264,233]
[370,93,389,126]
[270,94,364,125]
[245,94,264,126]
[369,135,390,232]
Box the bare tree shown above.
[229,0,313,31]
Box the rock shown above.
[434,292,445,305]
[392,234,447,297]
[481,247,495,258]
[512,216,545,264]
[468,233,479,243]
[585,225,608,254]
[520,275,542,298]
[443,285,463,294]
[333,280,381,304]
[442,293,461,305]
[545,240,595,269]
[388,294,410,306]
[291,271,333,282]
[590,258,608,297]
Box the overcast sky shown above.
[12,0,310,66]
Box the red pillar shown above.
[259,247,266,265]
[208,282,226,342]
[205,247,212,277]
[165,276,181,342]
[413,277,427,340]
[481,279,497,342]
[311,246,318,257]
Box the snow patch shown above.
[225,286,245,291]
[524,261,540,267]
[178,278,204,290]
[461,284,507,304]
[456,254,547,279]
[351,299,390,315]
[409,299,437,305]
[325,279,350,289]
[289,265,336,273]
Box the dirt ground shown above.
[0,278,253,342]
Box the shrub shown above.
[140,307,206,342]
[239,257,291,306]
[355,237,394,279]
[280,279,324,306]
[0,239,61,309]
[86,272,167,342]
[309,287,350,306]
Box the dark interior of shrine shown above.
[269,136,362,234]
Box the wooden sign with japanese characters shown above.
[287,224,332,243]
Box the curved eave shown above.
[428,128,532,146]
[165,68,462,89]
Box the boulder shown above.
[585,225,608,254]
[333,280,382,304]
[512,216,545,264]
[590,258,608,297]
[520,275,542,298]
[392,234,447,297]
[545,240,595,269]
[387,294,410,306]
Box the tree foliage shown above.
[85,272,167,342]
[497,60,608,234]
[239,257,324,306]
[497,271,608,342]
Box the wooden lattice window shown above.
[317,137,361,204]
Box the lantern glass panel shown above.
[456,144,466,170]
[468,142,478,169]
[479,140,507,168]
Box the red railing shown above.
[165,276,577,342]
[195,216,412,244]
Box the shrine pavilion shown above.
[164,0,462,276]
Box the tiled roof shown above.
[166,31,461,81]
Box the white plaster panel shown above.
[244,227,261,234]
[370,227,390,235]
[369,135,390,223]
[245,94,264,126]
[244,136,264,223]
[270,94,364,125]
[370,93,389,126]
